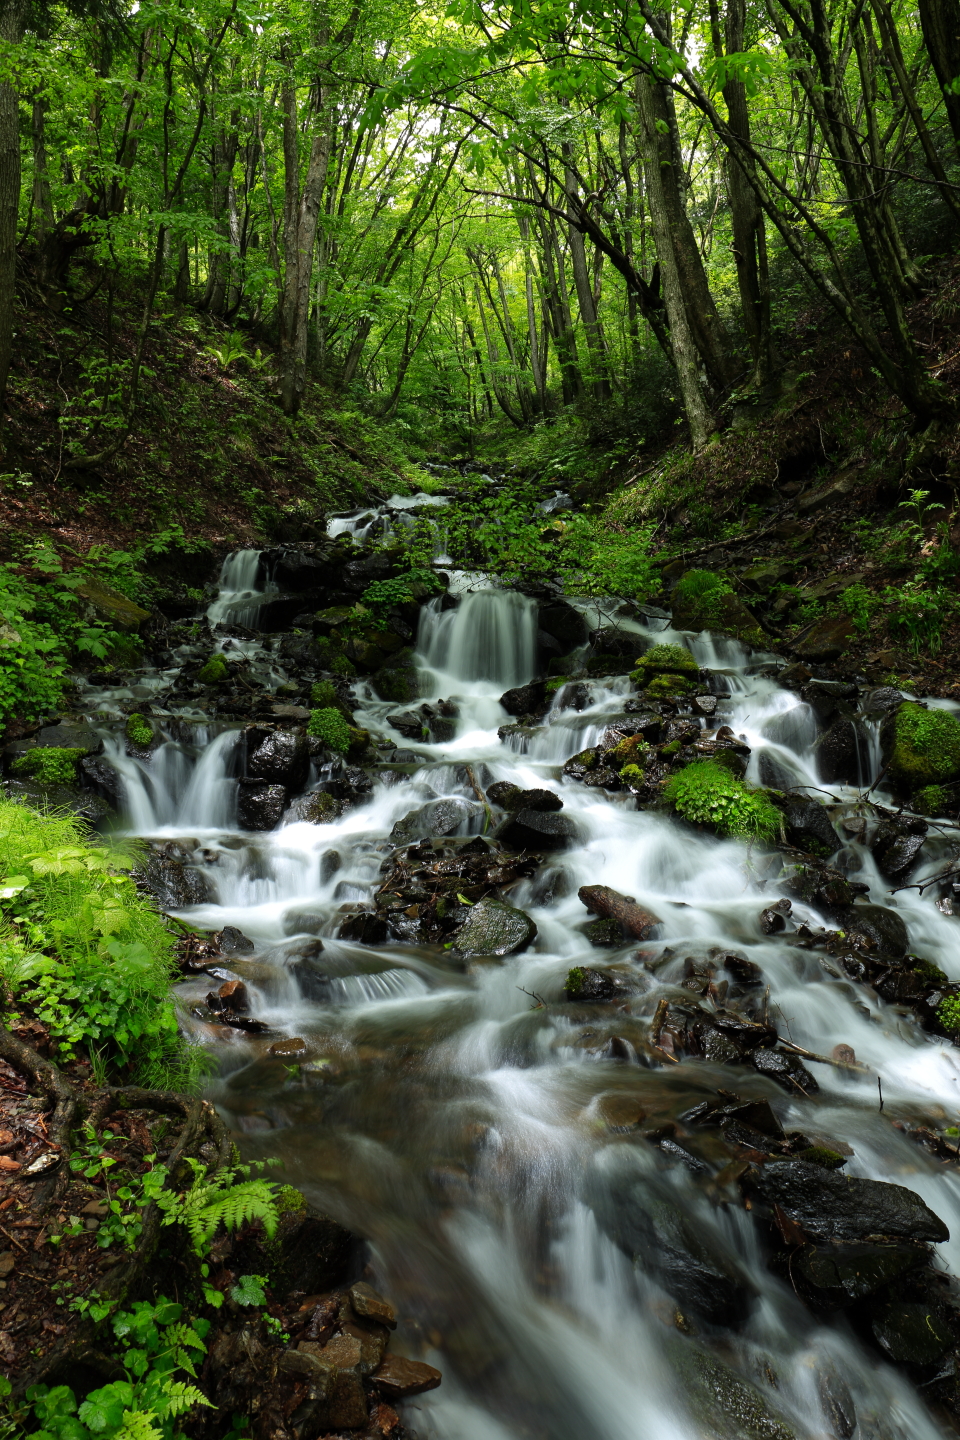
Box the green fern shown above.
[157,1159,281,1253]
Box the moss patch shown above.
[887,702,960,791]
[631,643,698,693]
[307,707,351,753]
[197,653,229,684]
[125,712,154,747]
[564,966,586,998]
[664,760,782,842]
[11,747,86,786]
[309,680,338,708]
[796,1146,846,1170]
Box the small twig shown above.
[0,1223,28,1253]
[517,986,546,1009]
[776,1036,871,1073]
[878,1077,884,1111]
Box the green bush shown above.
[670,569,733,628]
[0,800,198,1087]
[360,569,443,624]
[125,713,153,747]
[197,654,229,684]
[937,993,960,1032]
[664,760,782,842]
[309,680,338,708]
[11,747,86,786]
[307,707,351,753]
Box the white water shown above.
[85,545,960,1440]
[207,550,274,628]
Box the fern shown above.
[112,1412,164,1440]
[157,1159,281,1253]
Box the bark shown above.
[565,174,611,400]
[578,885,660,940]
[30,99,54,243]
[917,0,960,159]
[636,72,737,394]
[0,0,23,412]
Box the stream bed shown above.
[46,519,960,1440]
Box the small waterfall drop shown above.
[207,550,271,628]
[418,588,538,689]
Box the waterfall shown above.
[418,588,538,689]
[207,550,271,629]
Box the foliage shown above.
[0,801,195,1087]
[840,583,881,633]
[887,703,960,790]
[663,761,783,842]
[25,1298,212,1440]
[937,994,960,1032]
[360,569,444,625]
[670,570,734,629]
[884,583,957,655]
[631,645,698,691]
[11,748,86,786]
[306,708,351,753]
[309,681,338,709]
[155,1159,281,1254]
[125,715,154,748]
[914,784,951,816]
[563,966,586,998]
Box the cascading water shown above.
[207,549,274,628]
[80,517,960,1440]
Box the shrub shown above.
[307,707,351,753]
[11,747,86,786]
[937,994,960,1032]
[125,713,153,747]
[664,760,782,842]
[309,680,338,708]
[671,569,733,628]
[0,800,197,1087]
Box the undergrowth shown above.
[664,761,782,842]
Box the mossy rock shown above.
[630,643,698,692]
[77,575,151,632]
[125,713,154,748]
[645,674,697,697]
[231,1187,354,1298]
[670,570,767,646]
[668,1341,797,1440]
[664,760,782,842]
[11,747,86,787]
[198,653,230,684]
[371,647,420,703]
[881,702,960,795]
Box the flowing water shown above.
[79,541,960,1440]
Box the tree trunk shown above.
[918,0,960,159]
[0,0,23,413]
[31,99,54,243]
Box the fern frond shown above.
[112,1409,162,1440]
[153,1381,213,1419]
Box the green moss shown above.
[276,1184,307,1217]
[937,994,960,1032]
[307,707,351,753]
[610,734,649,766]
[11,747,86,786]
[564,966,586,998]
[631,644,698,693]
[644,673,697,697]
[197,653,229,684]
[661,739,682,756]
[888,702,960,790]
[309,680,338,708]
[106,634,144,668]
[914,784,950,816]
[619,764,644,784]
[664,760,782,842]
[545,676,568,695]
[912,958,948,983]
[796,1146,846,1170]
[570,748,598,771]
[347,725,370,757]
[125,712,153,747]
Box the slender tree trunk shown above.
[31,100,54,243]
[917,0,960,159]
[0,0,23,413]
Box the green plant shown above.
[914,784,951,816]
[663,760,782,842]
[630,644,698,685]
[564,966,586,998]
[670,569,734,629]
[309,680,338,708]
[884,583,956,655]
[197,654,229,684]
[619,763,644,784]
[307,707,351,753]
[125,714,153,748]
[25,1297,212,1440]
[360,568,443,624]
[840,583,880,633]
[937,994,960,1032]
[10,748,86,786]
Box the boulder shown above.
[231,1191,354,1298]
[815,716,863,785]
[871,816,926,879]
[487,783,561,813]
[390,798,479,844]
[776,797,839,857]
[871,1301,953,1366]
[245,726,310,790]
[669,1343,796,1440]
[880,700,960,795]
[499,679,547,716]
[77,575,151,632]
[538,602,588,648]
[841,903,909,959]
[371,648,420,704]
[238,780,289,830]
[372,1355,442,1399]
[746,1160,949,1243]
[80,755,126,808]
[578,885,659,940]
[789,616,856,662]
[336,910,390,944]
[452,898,537,957]
[219,926,255,955]
[751,1047,818,1094]
[287,790,343,824]
[138,846,207,908]
[563,965,629,1000]
[496,808,578,851]
[792,1241,926,1309]
[270,550,331,592]
[589,627,649,660]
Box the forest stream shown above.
[59,510,960,1440]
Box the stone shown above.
[789,616,856,662]
[871,817,926,879]
[777,798,839,857]
[489,786,563,812]
[589,627,649,659]
[287,790,342,824]
[337,909,390,943]
[722,954,764,986]
[842,903,909,959]
[232,1194,353,1298]
[747,1160,949,1243]
[584,918,625,948]
[751,1048,819,1094]
[80,755,126,808]
[670,1343,796,1440]
[880,700,960,795]
[372,1355,442,1399]
[283,909,326,937]
[871,1301,953,1366]
[564,966,627,1002]
[219,925,255,955]
[759,907,786,934]
[597,1094,646,1129]
[538,602,588,648]
[270,1037,309,1057]
[390,798,479,844]
[693,694,717,716]
[349,1281,397,1329]
[289,953,330,1002]
[246,726,310,789]
[217,979,248,1011]
[578,885,659,941]
[138,847,207,908]
[371,649,420,704]
[499,679,547,716]
[486,781,522,809]
[793,1241,926,1309]
[238,780,289,831]
[497,808,578,851]
[77,575,151,631]
[453,898,537,957]
[815,716,863,785]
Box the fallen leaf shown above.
[0,1158,20,1173]
[0,1132,13,1146]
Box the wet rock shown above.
[780,860,869,916]
[670,1342,796,1440]
[283,909,326,936]
[138,846,207,908]
[349,1281,397,1329]
[499,679,547,716]
[487,784,562,813]
[789,615,856,661]
[746,1160,949,1243]
[538,602,588,648]
[751,1047,819,1094]
[590,1178,753,1326]
[238,780,289,831]
[589,627,649,660]
[336,910,390,944]
[341,552,399,593]
[792,1242,926,1309]
[80,754,126,808]
[219,925,255,955]
[871,815,927,879]
[693,694,717,717]
[815,716,863,785]
[497,808,578,851]
[77,574,151,631]
[722,954,764,986]
[245,726,310,790]
[776,798,839,857]
[371,648,420,704]
[289,952,331,1001]
[486,780,522,809]
[287,789,343,824]
[880,699,960,796]
[871,1300,953,1366]
[270,549,330,591]
[386,708,427,739]
[563,965,630,1001]
[390,798,480,844]
[759,907,787,934]
[578,885,659,940]
[452,898,537,957]
[842,903,909,959]
[372,1355,442,1399]
[584,918,625,948]
[232,1192,354,1298]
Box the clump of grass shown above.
[664,760,782,842]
